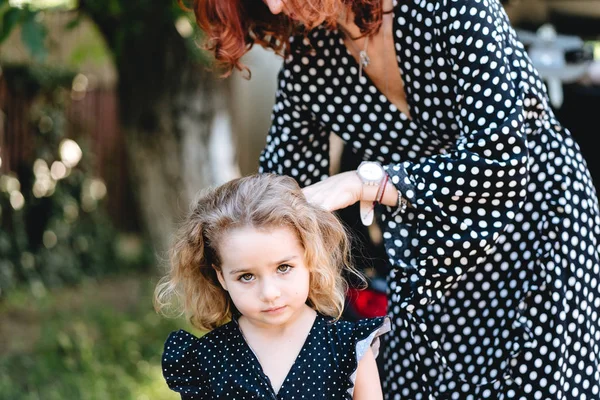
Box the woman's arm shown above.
[378,0,532,311]
[305,0,532,312]
[259,42,331,188]
[353,347,383,400]
[301,170,399,211]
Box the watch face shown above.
[359,163,384,181]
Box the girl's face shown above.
[215,225,311,330]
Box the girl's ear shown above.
[213,265,228,291]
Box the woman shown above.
[191,0,600,397]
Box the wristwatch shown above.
[356,161,386,226]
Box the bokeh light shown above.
[71,73,88,100]
[81,194,96,212]
[2,173,26,210]
[59,139,82,168]
[175,16,194,38]
[43,231,58,249]
[50,161,68,180]
[78,178,106,212]
[33,158,50,176]
[1,174,21,193]
[89,178,107,200]
[63,201,79,223]
[72,73,88,92]
[10,191,25,210]
[33,159,57,198]
[20,252,35,270]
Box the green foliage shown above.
[20,9,48,61]
[2,63,75,96]
[67,22,108,67]
[0,64,153,300]
[0,5,21,42]
[0,4,48,62]
[0,274,195,400]
[1,0,212,69]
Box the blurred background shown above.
[0,0,599,399]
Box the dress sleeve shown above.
[352,316,391,361]
[258,37,331,187]
[382,0,532,312]
[346,316,391,396]
[162,330,210,399]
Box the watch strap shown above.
[357,161,386,226]
[359,172,388,226]
[360,200,375,226]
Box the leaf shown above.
[0,7,21,44]
[65,14,81,31]
[20,12,48,62]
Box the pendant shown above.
[358,50,370,79]
[359,50,370,69]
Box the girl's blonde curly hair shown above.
[154,173,364,331]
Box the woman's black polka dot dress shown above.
[258,0,600,398]
[162,314,390,399]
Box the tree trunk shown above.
[121,40,224,255]
[228,47,282,176]
[88,7,226,256]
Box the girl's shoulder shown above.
[318,314,392,358]
[318,314,391,339]
[309,314,391,391]
[162,321,237,359]
[322,314,390,336]
[161,322,239,396]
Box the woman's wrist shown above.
[355,170,398,206]
[379,179,399,207]
[360,180,381,202]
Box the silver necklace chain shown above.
[340,28,370,79]
[341,12,392,94]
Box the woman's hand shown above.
[301,171,363,211]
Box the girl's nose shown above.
[263,0,285,15]
[260,279,281,301]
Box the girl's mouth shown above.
[263,306,286,313]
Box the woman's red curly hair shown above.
[182,0,384,77]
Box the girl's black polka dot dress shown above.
[162,314,390,399]
[258,0,600,398]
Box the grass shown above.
[0,272,204,400]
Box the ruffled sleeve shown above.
[162,329,209,399]
[346,316,392,396]
[380,0,531,312]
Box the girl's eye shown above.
[278,264,292,273]
[239,273,254,282]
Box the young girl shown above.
[154,173,391,399]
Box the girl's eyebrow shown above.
[228,268,249,275]
[274,255,298,265]
[227,256,299,275]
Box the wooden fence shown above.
[0,77,137,231]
